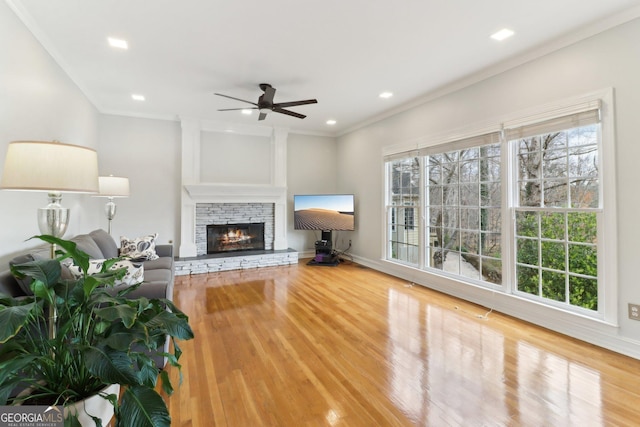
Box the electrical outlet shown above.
[628,303,640,320]
[349,239,352,246]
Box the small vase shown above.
[65,384,120,426]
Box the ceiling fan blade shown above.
[258,112,268,121]
[260,85,276,105]
[218,107,258,111]
[214,93,258,106]
[274,99,318,108]
[272,107,306,119]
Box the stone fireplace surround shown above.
[196,202,273,255]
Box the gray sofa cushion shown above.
[142,269,172,285]
[142,257,173,271]
[0,270,21,297]
[89,229,119,259]
[69,234,104,259]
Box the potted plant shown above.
[0,235,194,426]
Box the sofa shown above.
[0,229,174,302]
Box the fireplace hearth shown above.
[207,223,265,254]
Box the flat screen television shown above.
[293,194,355,231]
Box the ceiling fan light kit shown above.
[215,83,317,120]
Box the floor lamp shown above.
[1,140,99,338]
[95,175,130,235]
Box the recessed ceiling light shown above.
[379,92,393,99]
[108,37,128,49]
[131,94,145,101]
[241,109,253,115]
[326,119,337,125]
[490,28,514,41]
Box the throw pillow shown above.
[67,259,144,286]
[120,233,159,261]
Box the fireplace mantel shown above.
[184,184,287,201]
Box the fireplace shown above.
[207,223,265,254]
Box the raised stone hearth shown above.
[174,249,298,275]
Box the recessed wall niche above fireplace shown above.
[207,223,265,254]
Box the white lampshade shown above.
[98,176,130,197]
[1,140,99,193]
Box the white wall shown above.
[287,133,338,253]
[200,131,271,184]
[96,114,181,245]
[0,2,99,265]
[337,18,640,357]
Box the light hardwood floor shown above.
[162,259,640,426]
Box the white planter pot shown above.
[65,383,120,426]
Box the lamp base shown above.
[36,191,70,341]
[37,191,70,238]
[104,198,117,235]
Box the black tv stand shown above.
[307,230,340,266]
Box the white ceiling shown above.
[7,0,640,136]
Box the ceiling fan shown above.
[215,83,317,120]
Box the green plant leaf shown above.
[103,323,149,350]
[0,355,40,404]
[0,380,21,405]
[118,385,171,427]
[166,339,182,364]
[146,311,194,340]
[83,273,122,297]
[84,347,140,386]
[158,370,173,396]
[10,259,61,289]
[134,353,159,388]
[32,280,57,306]
[0,354,39,383]
[0,303,37,343]
[65,414,82,427]
[94,304,138,328]
[32,235,90,273]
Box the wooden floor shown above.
[162,259,640,426]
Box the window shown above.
[384,94,613,319]
[510,113,600,311]
[387,157,420,265]
[425,138,502,284]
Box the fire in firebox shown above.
[207,223,265,254]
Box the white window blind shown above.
[505,102,600,141]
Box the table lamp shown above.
[1,140,99,339]
[1,141,99,244]
[96,175,130,234]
